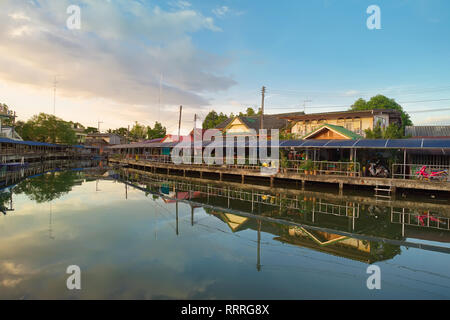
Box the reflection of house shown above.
[276,226,397,264]
[282,109,402,138]
[215,112,305,136]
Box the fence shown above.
[392,164,450,182]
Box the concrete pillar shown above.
[391,186,396,196]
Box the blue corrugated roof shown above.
[0,137,65,148]
[107,138,450,150]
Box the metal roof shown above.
[108,138,450,152]
[0,137,65,148]
[405,126,450,138]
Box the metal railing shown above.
[391,209,450,231]
[115,154,361,177]
[284,160,360,177]
[392,163,450,182]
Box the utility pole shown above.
[260,86,265,131]
[178,105,183,142]
[194,113,197,130]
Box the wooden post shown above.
[241,174,245,184]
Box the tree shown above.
[16,113,76,144]
[202,110,229,129]
[350,95,412,134]
[365,123,404,139]
[130,121,147,141]
[111,127,129,138]
[84,127,98,134]
[147,121,166,140]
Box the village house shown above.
[215,112,305,136]
[281,109,402,138]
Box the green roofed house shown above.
[302,123,363,140]
[215,112,305,136]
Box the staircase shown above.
[374,184,392,201]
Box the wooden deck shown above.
[110,158,450,193]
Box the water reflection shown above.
[0,165,449,299]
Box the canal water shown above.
[0,165,449,299]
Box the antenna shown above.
[97,120,103,133]
[302,99,312,113]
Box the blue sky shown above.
[0,0,449,132]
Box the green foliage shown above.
[15,113,77,144]
[14,171,80,203]
[202,107,261,129]
[202,110,230,129]
[129,121,147,140]
[350,95,413,133]
[147,121,166,140]
[84,126,98,134]
[365,123,404,139]
[110,127,128,138]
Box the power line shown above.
[267,98,450,111]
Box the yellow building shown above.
[283,109,402,138]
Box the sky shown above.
[0,0,449,134]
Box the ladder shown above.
[374,184,392,201]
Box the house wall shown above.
[311,129,348,140]
[291,116,378,138]
[226,118,251,133]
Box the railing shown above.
[115,154,361,177]
[392,164,450,182]
[391,209,450,231]
[284,160,360,177]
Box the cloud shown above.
[213,6,229,17]
[212,6,244,18]
[0,0,236,127]
[343,90,360,97]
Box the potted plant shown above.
[304,160,313,175]
[280,153,289,174]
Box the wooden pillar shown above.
[200,171,203,179]
[339,182,344,196]
[270,176,274,188]
[301,180,305,190]
[219,172,223,181]
[241,174,245,184]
